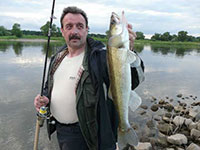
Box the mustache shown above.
[69,34,80,41]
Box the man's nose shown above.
[71,27,78,34]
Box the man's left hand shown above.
[127,24,137,51]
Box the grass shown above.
[0,35,199,48]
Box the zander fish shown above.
[107,12,142,149]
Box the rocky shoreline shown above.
[127,94,200,150]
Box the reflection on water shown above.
[0,41,200,149]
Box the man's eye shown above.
[65,25,72,30]
[77,24,83,29]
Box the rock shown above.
[166,148,175,150]
[186,143,200,150]
[159,99,165,105]
[156,136,168,147]
[157,123,173,135]
[184,118,193,126]
[195,112,200,121]
[173,116,185,127]
[151,96,157,101]
[177,94,183,98]
[191,102,200,106]
[188,122,197,130]
[177,148,184,150]
[170,99,174,102]
[174,106,183,113]
[164,104,174,112]
[167,134,188,145]
[189,109,198,118]
[140,136,150,143]
[146,120,155,129]
[197,122,200,130]
[179,102,187,107]
[190,128,200,139]
[135,142,152,150]
[154,116,161,121]
[140,111,146,115]
[151,104,159,112]
[165,112,172,118]
[140,105,148,110]
[162,116,171,123]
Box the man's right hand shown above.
[34,94,49,112]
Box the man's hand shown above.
[127,24,137,51]
[34,94,49,112]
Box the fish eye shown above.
[111,19,116,25]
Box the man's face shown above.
[61,13,88,50]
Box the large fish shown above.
[107,12,142,149]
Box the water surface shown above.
[0,41,200,149]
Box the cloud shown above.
[0,0,199,36]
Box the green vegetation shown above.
[0,23,200,45]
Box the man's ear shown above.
[61,28,64,37]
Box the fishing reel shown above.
[37,106,49,127]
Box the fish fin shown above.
[118,127,139,149]
[108,87,113,100]
[108,35,124,48]
[126,50,137,64]
[129,91,142,112]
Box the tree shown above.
[160,32,172,41]
[151,33,161,41]
[136,31,145,40]
[12,23,22,37]
[40,21,58,36]
[177,31,188,42]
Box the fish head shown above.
[109,12,122,36]
[108,12,129,49]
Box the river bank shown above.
[129,94,200,150]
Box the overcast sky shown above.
[0,0,200,38]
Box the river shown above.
[0,41,199,149]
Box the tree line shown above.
[0,22,200,42]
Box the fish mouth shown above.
[111,12,120,25]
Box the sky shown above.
[0,0,200,38]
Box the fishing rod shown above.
[33,0,56,149]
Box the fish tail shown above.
[118,127,139,150]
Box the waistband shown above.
[57,121,79,127]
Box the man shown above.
[34,6,144,150]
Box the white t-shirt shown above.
[50,52,84,124]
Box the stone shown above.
[184,118,193,126]
[197,122,200,130]
[173,116,185,127]
[140,105,148,110]
[156,136,168,147]
[162,116,171,123]
[140,111,146,115]
[165,112,172,118]
[189,109,198,118]
[188,122,197,130]
[164,104,174,112]
[177,94,183,98]
[159,99,165,105]
[151,104,159,112]
[146,120,155,129]
[167,134,188,145]
[186,143,200,150]
[174,106,183,113]
[157,123,173,135]
[166,148,175,150]
[135,142,152,150]
[195,112,200,121]
[190,128,200,139]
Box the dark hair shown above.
[60,6,88,28]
